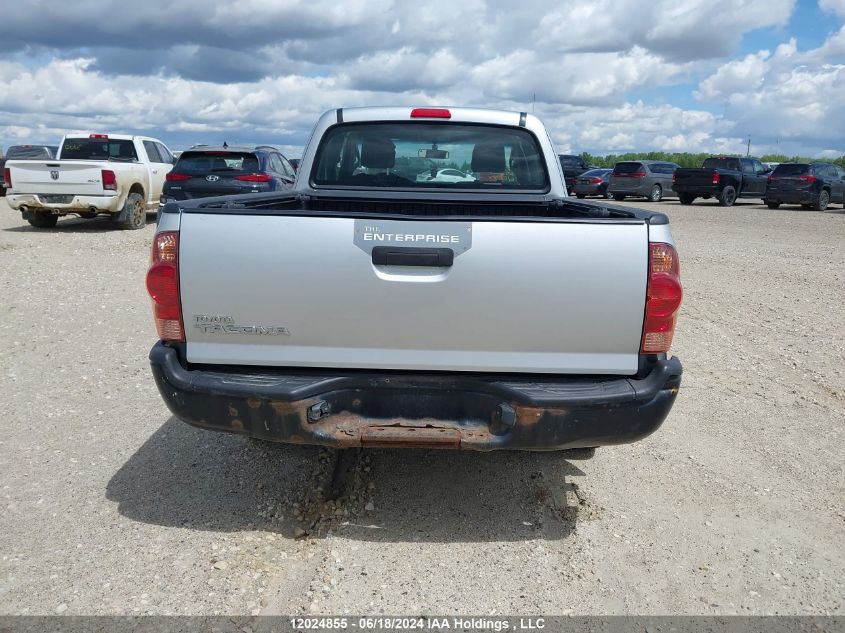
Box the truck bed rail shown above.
[169,191,667,224]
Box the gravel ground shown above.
[0,196,842,617]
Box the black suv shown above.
[161,145,296,206]
[764,162,845,211]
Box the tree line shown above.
[578,151,845,169]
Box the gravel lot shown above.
[0,196,842,617]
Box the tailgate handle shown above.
[371,246,454,267]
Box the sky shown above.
[0,0,843,158]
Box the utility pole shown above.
[746,135,751,157]
[532,93,536,113]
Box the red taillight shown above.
[146,231,184,342]
[590,177,602,184]
[767,175,773,184]
[101,169,117,190]
[672,174,677,183]
[165,172,191,181]
[3,168,11,189]
[641,243,682,354]
[410,108,451,119]
[89,133,108,139]
[234,173,272,182]
[712,171,720,185]
[799,175,817,183]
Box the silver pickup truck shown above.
[147,107,683,451]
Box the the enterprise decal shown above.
[353,219,472,255]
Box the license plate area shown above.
[39,194,73,204]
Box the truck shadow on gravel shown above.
[3,214,157,233]
[771,205,845,214]
[106,418,592,543]
[664,200,759,207]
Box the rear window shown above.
[702,157,741,171]
[312,123,548,190]
[651,163,678,174]
[559,155,583,168]
[175,151,260,174]
[771,164,810,177]
[613,162,644,174]
[6,146,54,159]
[581,169,609,178]
[60,138,138,161]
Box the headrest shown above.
[360,139,396,169]
[510,153,542,184]
[471,143,506,173]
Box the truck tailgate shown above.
[673,169,714,187]
[179,213,649,375]
[8,161,110,195]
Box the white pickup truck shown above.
[4,133,175,229]
[147,107,683,451]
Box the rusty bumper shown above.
[150,343,682,451]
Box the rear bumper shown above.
[7,193,121,213]
[671,184,719,196]
[571,184,606,196]
[608,183,648,196]
[161,184,273,202]
[150,343,683,451]
[765,190,817,204]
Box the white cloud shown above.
[536,0,794,59]
[0,58,378,143]
[819,0,845,17]
[0,0,842,158]
[541,102,721,154]
[464,46,686,106]
[694,27,845,153]
[696,51,770,100]
[803,23,845,63]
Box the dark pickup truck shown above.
[558,154,591,192]
[1,144,58,196]
[672,156,770,206]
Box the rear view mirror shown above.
[419,148,449,160]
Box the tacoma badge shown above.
[193,314,290,336]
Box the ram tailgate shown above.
[6,160,114,197]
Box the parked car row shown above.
[674,157,845,210]
[565,154,845,210]
[2,134,298,228]
[3,126,842,231]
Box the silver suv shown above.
[608,160,679,202]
